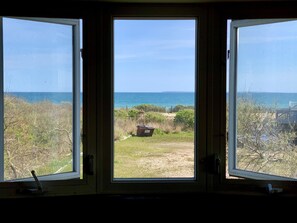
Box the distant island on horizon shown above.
[114,91,195,93]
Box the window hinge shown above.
[207,154,221,175]
[85,155,94,175]
[227,49,230,59]
[80,48,84,59]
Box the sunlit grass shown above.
[114,132,195,178]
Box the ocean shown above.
[4,92,297,109]
[235,92,297,108]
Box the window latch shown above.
[207,154,221,175]
[266,183,283,195]
[85,155,94,175]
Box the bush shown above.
[169,105,194,113]
[114,119,136,140]
[174,109,195,130]
[114,109,128,120]
[231,98,297,177]
[145,112,166,124]
[153,128,165,135]
[134,104,166,113]
[128,109,140,120]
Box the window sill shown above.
[212,178,297,197]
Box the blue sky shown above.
[3,18,73,92]
[114,20,196,92]
[235,20,297,93]
[4,18,297,93]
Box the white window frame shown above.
[228,19,297,181]
[0,17,81,182]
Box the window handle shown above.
[31,170,44,193]
[17,170,45,195]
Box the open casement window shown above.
[0,17,81,182]
[228,19,297,181]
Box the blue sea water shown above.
[5,92,76,104]
[4,92,297,109]
[235,92,297,109]
[114,92,194,108]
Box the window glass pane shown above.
[3,18,79,180]
[234,20,297,179]
[113,19,196,179]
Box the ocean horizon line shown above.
[5,91,297,94]
[4,91,297,109]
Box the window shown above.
[99,6,207,193]
[113,19,196,179]
[228,19,297,181]
[0,17,81,182]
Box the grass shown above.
[35,150,84,179]
[114,132,195,178]
[35,155,73,176]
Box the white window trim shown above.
[0,17,81,182]
[228,19,297,181]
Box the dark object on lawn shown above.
[137,125,155,137]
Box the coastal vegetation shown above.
[3,95,297,180]
[114,104,196,178]
[4,95,73,180]
[114,104,195,141]
[231,98,297,178]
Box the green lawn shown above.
[25,132,194,179]
[114,132,195,178]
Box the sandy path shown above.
[137,142,194,178]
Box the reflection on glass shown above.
[113,20,196,178]
[235,21,297,179]
[3,18,74,180]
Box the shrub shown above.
[144,112,166,124]
[169,105,194,113]
[114,119,137,140]
[227,98,297,178]
[114,109,128,120]
[128,109,140,120]
[134,104,166,113]
[153,128,165,135]
[174,109,195,130]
